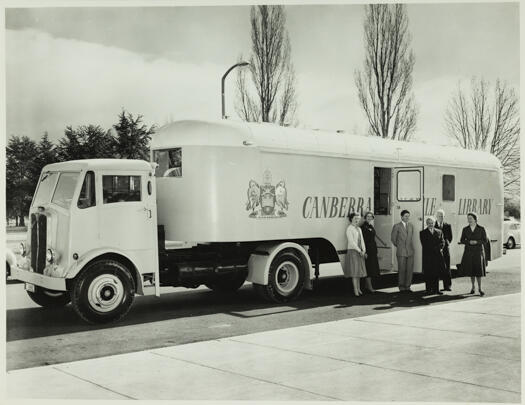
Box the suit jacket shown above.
[419,228,446,276]
[391,221,414,257]
[434,221,453,253]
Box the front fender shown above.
[6,247,17,267]
[65,248,144,293]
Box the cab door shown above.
[392,167,424,273]
[98,170,159,292]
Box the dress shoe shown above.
[444,288,451,291]
[479,290,485,297]
[469,288,475,294]
[436,291,444,295]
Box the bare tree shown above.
[445,78,520,193]
[355,4,417,140]
[235,5,297,126]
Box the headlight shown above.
[46,249,55,264]
[19,242,26,257]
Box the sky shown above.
[4,2,520,147]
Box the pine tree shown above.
[56,125,115,161]
[113,110,155,160]
[6,136,39,226]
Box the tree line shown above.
[237,5,519,197]
[6,110,154,226]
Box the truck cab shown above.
[12,159,159,323]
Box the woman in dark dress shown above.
[361,211,380,293]
[460,212,489,296]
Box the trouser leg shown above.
[405,256,414,290]
[397,256,407,291]
[442,251,451,288]
[433,276,439,294]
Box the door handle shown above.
[144,207,152,218]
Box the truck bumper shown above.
[11,266,67,291]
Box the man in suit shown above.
[420,216,446,295]
[391,210,415,293]
[435,209,453,291]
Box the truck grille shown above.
[30,213,47,274]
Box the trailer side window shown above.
[78,171,96,209]
[397,170,421,202]
[102,175,141,204]
[153,148,182,177]
[442,175,455,201]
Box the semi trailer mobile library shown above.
[11,119,504,323]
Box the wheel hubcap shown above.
[87,274,124,313]
[274,261,299,296]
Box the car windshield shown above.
[32,172,59,207]
[52,172,80,209]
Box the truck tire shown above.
[205,273,247,293]
[27,287,71,308]
[507,237,516,249]
[6,262,10,279]
[71,259,135,324]
[254,250,306,303]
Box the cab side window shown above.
[78,171,96,209]
[102,175,141,204]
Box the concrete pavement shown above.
[7,292,520,402]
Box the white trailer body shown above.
[152,120,503,278]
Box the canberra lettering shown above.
[303,196,372,219]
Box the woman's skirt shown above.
[364,252,380,277]
[343,249,367,278]
[461,246,487,277]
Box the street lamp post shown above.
[221,62,250,119]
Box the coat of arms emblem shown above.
[246,169,289,218]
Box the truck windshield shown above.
[51,172,80,209]
[153,148,182,177]
[32,172,59,207]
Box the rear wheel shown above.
[71,259,135,324]
[6,262,10,279]
[205,273,247,293]
[27,286,70,307]
[507,237,516,249]
[254,250,306,303]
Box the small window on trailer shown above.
[443,175,455,201]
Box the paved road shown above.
[6,245,520,371]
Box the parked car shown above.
[503,219,521,249]
[6,247,17,279]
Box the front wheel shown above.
[254,250,306,303]
[71,259,135,324]
[27,286,71,307]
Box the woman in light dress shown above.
[344,212,367,296]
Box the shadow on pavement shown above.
[7,273,475,341]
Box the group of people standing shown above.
[344,209,490,297]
